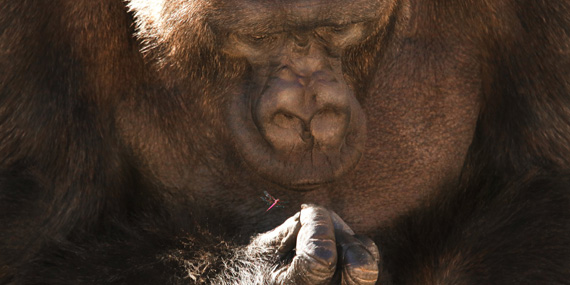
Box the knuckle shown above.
[353,234,380,262]
[342,245,379,284]
[298,222,334,242]
[300,238,337,269]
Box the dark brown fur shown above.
[1,0,569,284]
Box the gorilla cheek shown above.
[227,66,366,190]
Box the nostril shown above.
[310,108,349,149]
[273,111,304,130]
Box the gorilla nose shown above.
[254,75,351,153]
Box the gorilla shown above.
[1,0,569,284]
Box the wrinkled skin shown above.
[241,206,379,284]
[1,0,570,284]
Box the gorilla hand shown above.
[248,205,380,284]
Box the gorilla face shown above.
[213,0,396,190]
[224,24,368,190]
[124,0,397,192]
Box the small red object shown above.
[260,191,286,212]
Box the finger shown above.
[253,212,301,255]
[276,212,302,255]
[354,234,380,264]
[330,209,380,267]
[336,230,379,285]
[273,205,337,284]
[330,210,355,235]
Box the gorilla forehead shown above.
[209,0,393,32]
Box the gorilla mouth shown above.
[227,88,366,191]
